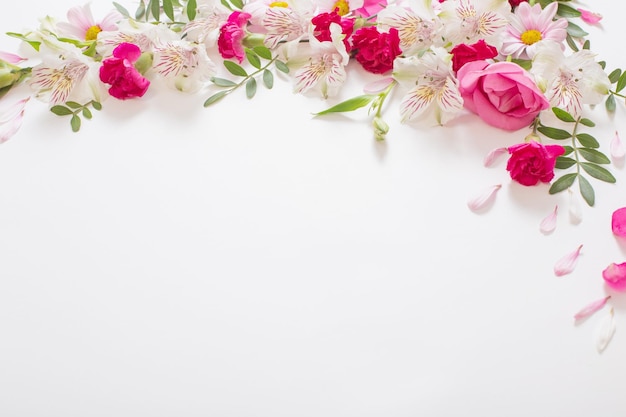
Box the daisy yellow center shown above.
[269,1,289,7]
[520,29,542,46]
[333,0,350,16]
[85,25,102,41]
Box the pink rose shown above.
[351,27,401,75]
[457,60,550,131]
[602,262,626,291]
[99,42,150,100]
[450,40,498,73]
[506,140,565,186]
[218,11,251,64]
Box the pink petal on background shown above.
[540,205,558,234]
[578,8,603,24]
[554,244,583,277]
[0,51,26,63]
[610,131,625,159]
[483,147,508,167]
[467,184,501,211]
[611,207,626,237]
[595,308,615,353]
[363,77,394,94]
[602,262,626,291]
[574,295,611,322]
[0,97,29,144]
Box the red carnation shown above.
[450,39,498,73]
[351,27,401,75]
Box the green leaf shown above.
[578,148,611,164]
[314,95,376,115]
[230,0,244,9]
[6,32,41,51]
[566,21,588,38]
[91,101,102,111]
[552,107,575,123]
[204,90,229,107]
[562,146,574,156]
[245,49,261,69]
[616,71,626,93]
[579,118,595,127]
[557,3,581,18]
[223,60,247,77]
[220,0,233,11]
[606,94,616,112]
[187,0,197,20]
[537,126,571,139]
[275,60,289,74]
[253,46,272,60]
[580,162,617,183]
[263,69,274,89]
[163,0,175,20]
[246,78,257,99]
[565,34,578,52]
[555,156,577,169]
[211,77,237,87]
[549,173,578,194]
[65,101,82,109]
[82,107,92,119]
[70,114,81,132]
[582,39,590,50]
[576,133,599,148]
[608,68,622,84]
[149,0,161,21]
[112,1,131,17]
[578,175,595,206]
[50,105,73,116]
[135,0,146,20]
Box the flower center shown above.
[85,25,102,41]
[520,29,542,45]
[269,1,289,7]
[333,0,350,16]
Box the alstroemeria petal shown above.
[483,147,508,167]
[602,262,626,291]
[578,8,603,25]
[0,51,26,64]
[596,308,616,353]
[363,77,394,94]
[611,207,626,237]
[0,97,29,144]
[610,131,625,159]
[540,205,558,234]
[467,184,501,211]
[554,244,583,277]
[568,189,583,224]
[574,295,611,322]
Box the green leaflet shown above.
[578,175,595,206]
[223,60,247,77]
[314,95,376,116]
[537,126,572,139]
[549,173,578,194]
[580,162,616,183]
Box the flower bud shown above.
[373,116,389,141]
[134,52,154,75]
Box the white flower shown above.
[393,47,464,125]
[182,1,231,47]
[152,40,217,93]
[256,0,314,49]
[437,0,511,47]
[531,42,610,117]
[96,19,176,57]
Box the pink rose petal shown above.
[574,295,611,322]
[611,207,626,237]
[540,205,558,234]
[602,262,626,291]
[554,244,583,277]
[483,147,508,167]
[578,8,602,25]
[467,184,501,211]
[610,131,625,159]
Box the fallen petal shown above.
[540,205,558,234]
[578,8,603,25]
[574,295,611,322]
[568,189,583,224]
[602,262,626,291]
[595,308,615,353]
[483,147,508,167]
[611,207,626,237]
[610,131,625,159]
[0,97,29,144]
[363,77,394,94]
[0,51,26,64]
[467,184,501,211]
[554,244,583,277]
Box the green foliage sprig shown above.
[50,100,103,132]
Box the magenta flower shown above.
[99,43,150,100]
[217,11,251,64]
[578,9,602,25]
[602,262,626,291]
[506,141,565,186]
[611,207,626,237]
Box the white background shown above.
[1,1,626,416]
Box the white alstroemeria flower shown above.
[28,40,104,105]
[255,0,315,49]
[315,0,364,15]
[55,2,122,42]
[377,0,443,56]
[530,42,610,117]
[291,22,349,98]
[182,1,232,47]
[152,41,217,93]
[393,47,464,125]
[96,19,177,57]
[438,0,510,47]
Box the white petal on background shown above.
[0,97,29,144]
[574,295,611,322]
[467,184,501,211]
[363,77,394,94]
[595,308,616,353]
[610,130,625,159]
[568,189,583,224]
[483,147,508,167]
[554,244,583,277]
[540,205,558,234]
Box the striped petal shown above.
[554,244,583,277]
[0,97,29,144]
[540,205,558,234]
[574,295,610,322]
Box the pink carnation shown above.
[218,11,251,64]
[603,262,626,291]
[351,27,401,75]
[99,43,150,100]
[506,140,565,186]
